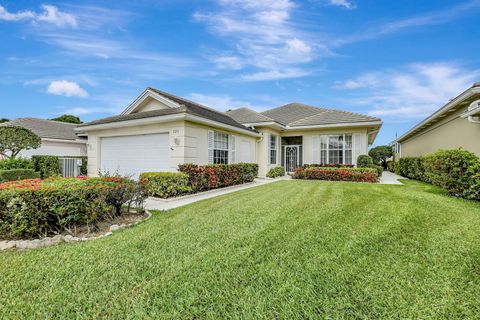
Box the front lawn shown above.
[1,180,480,318]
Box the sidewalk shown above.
[379,171,406,185]
[145,177,286,211]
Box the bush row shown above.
[395,149,480,200]
[140,172,192,198]
[0,176,143,239]
[292,167,378,183]
[266,166,285,178]
[0,169,39,182]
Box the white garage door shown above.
[100,133,170,178]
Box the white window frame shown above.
[269,134,278,165]
[319,134,353,165]
[213,131,229,164]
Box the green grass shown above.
[1,180,480,319]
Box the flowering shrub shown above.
[0,176,143,239]
[292,167,378,183]
[140,172,191,198]
[303,164,355,169]
[178,163,258,192]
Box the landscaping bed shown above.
[0,176,145,240]
[292,166,379,182]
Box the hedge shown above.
[0,176,142,239]
[140,172,191,198]
[0,169,40,182]
[178,163,258,192]
[357,155,374,168]
[31,155,88,178]
[302,164,355,169]
[292,167,378,183]
[0,158,34,170]
[266,166,285,178]
[394,149,480,201]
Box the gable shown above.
[121,89,181,115]
[132,97,172,113]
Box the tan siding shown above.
[399,106,480,158]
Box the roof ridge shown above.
[261,102,326,115]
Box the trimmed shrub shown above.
[0,176,142,239]
[178,163,258,192]
[293,167,378,183]
[357,155,374,168]
[140,172,191,198]
[387,161,395,172]
[32,155,61,178]
[423,149,479,197]
[466,163,480,200]
[0,169,39,182]
[303,163,355,169]
[0,158,34,170]
[266,166,285,178]
[395,157,426,181]
[370,164,384,176]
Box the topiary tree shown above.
[51,114,82,124]
[369,145,393,169]
[0,126,41,159]
[357,155,373,168]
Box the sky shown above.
[1,0,479,146]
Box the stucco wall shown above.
[20,139,87,158]
[256,128,282,177]
[398,106,480,158]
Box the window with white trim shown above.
[270,134,277,165]
[213,132,229,164]
[320,134,353,165]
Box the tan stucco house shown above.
[0,118,87,158]
[78,88,382,178]
[395,82,480,159]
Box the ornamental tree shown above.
[369,145,394,169]
[0,126,41,159]
[51,114,82,124]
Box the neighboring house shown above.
[0,118,87,158]
[78,87,382,178]
[395,82,480,159]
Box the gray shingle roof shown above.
[225,107,274,124]
[80,88,256,133]
[0,118,83,141]
[258,103,380,127]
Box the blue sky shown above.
[1,0,479,145]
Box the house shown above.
[0,118,87,158]
[395,82,480,159]
[77,88,382,178]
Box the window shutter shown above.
[229,135,236,164]
[266,133,271,165]
[208,130,214,164]
[353,133,362,166]
[276,135,280,165]
[312,135,320,164]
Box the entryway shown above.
[282,136,303,173]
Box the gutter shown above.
[285,120,383,130]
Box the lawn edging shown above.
[0,211,153,251]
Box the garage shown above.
[100,133,170,178]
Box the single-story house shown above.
[77,87,382,178]
[0,118,87,158]
[395,82,480,159]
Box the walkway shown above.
[145,177,286,211]
[379,171,406,185]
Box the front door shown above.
[284,145,300,173]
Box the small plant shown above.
[266,166,285,178]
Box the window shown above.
[270,134,277,164]
[319,134,353,165]
[213,132,229,164]
[395,142,401,154]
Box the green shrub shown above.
[32,155,61,178]
[293,167,378,183]
[423,149,479,197]
[0,158,34,170]
[395,157,426,181]
[178,163,258,192]
[140,172,191,198]
[466,163,480,200]
[266,166,285,178]
[387,161,395,172]
[370,164,384,176]
[357,155,374,168]
[0,169,39,182]
[303,164,354,168]
[0,176,142,239]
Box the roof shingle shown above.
[0,118,83,141]
[225,107,274,124]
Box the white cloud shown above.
[0,4,76,27]
[47,80,89,98]
[241,68,310,81]
[194,0,314,80]
[328,0,356,9]
[212,55,243,70]
[334,63,480,118]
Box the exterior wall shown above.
[19,139,87,158]
[184,121,257,165]
[86,121,185,176]
[398,106,480,158]
[256,128,282,177]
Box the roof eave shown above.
[286,120,383,130]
